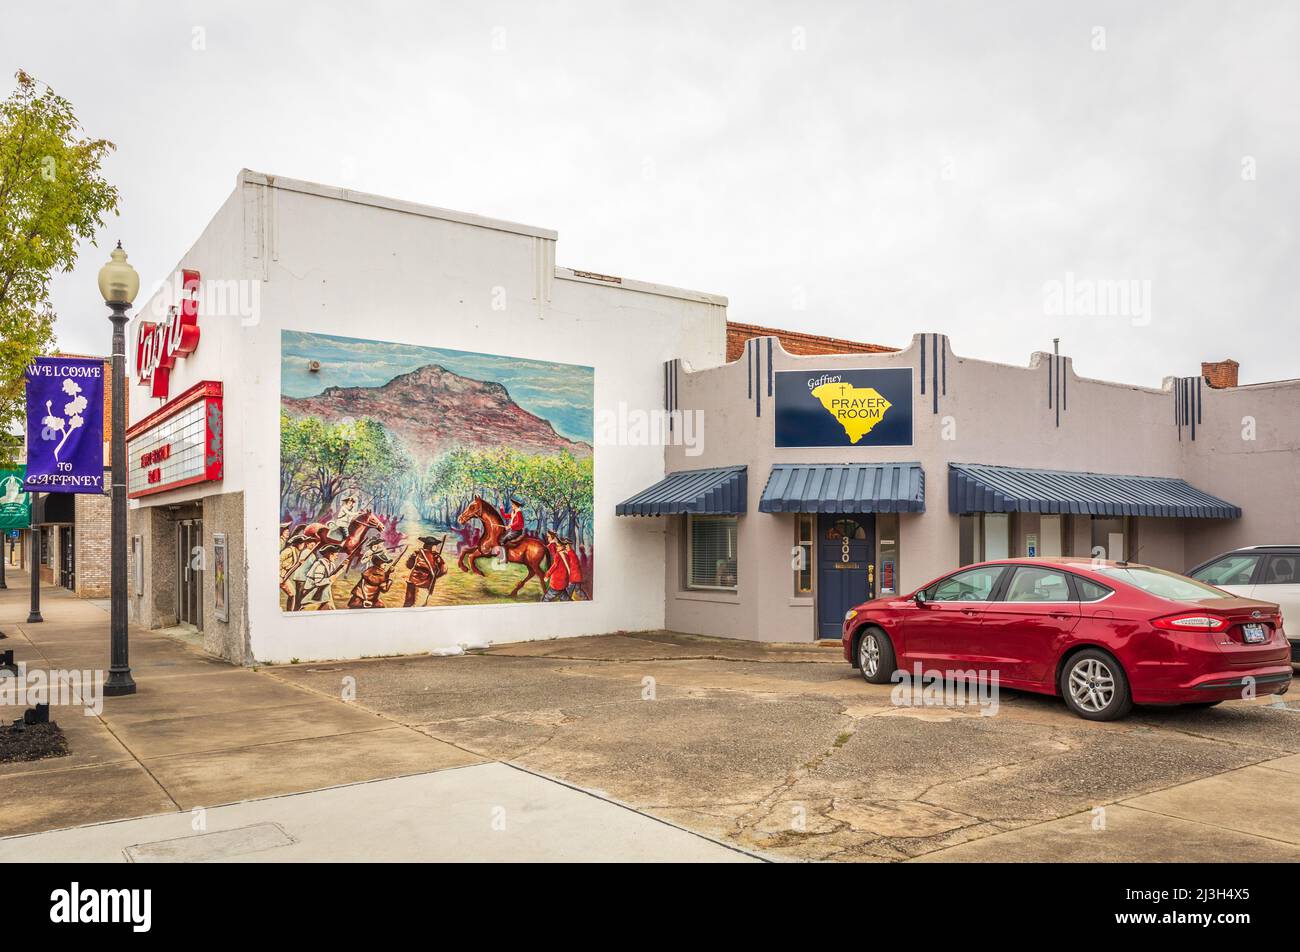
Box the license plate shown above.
[1243,623,1268,644]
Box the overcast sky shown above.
[6,0,1298,387]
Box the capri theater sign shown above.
[126,381,224,498]
[136,269,201,399]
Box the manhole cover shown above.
[124,822,295,863]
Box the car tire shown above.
[1059,649,1133,721]
[856,627,895,685]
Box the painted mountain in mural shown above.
[281,363,591,462]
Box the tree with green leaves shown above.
[279,413,411,519]
[0,70,119,467]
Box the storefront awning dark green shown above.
[758,463,926,513]
[948,463,1241,518]
[616,466,747,516]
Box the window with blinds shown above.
[687,515,738,591]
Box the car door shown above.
[902,565,1008,670]
[976,565,1080,686]
[1188,553,1264,597]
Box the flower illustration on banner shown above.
[42,378,88,462]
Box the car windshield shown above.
[1094,564,1232,601]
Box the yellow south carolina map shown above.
[810,381,892,444]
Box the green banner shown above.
[0,467,31,530]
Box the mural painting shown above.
[279,331,594,611]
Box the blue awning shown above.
[758,463,926,513]
[616,466,747,516]
[948,463,1241,519]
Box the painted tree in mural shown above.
[412,446,593,547]
[280,413,410,519]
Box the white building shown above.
[126,170,727,663]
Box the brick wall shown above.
[73,473,112,597]
[725,321,898,362]
[1201,359,1240,389]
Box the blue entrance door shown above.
[817,514,875,639]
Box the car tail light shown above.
[1152,613,1229,632]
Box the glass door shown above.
[177,519,203,628]
[58,526,75,590]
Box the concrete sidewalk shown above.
[0,572,479,839]
[0,762,756,862]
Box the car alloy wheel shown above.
[859,632,881,678]
[1067,656,1115,713]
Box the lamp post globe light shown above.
[99,242,139,697]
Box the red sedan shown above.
[842,557,1292,720]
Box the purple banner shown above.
[24,356,105,494]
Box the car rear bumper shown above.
[1134,665,1293,703]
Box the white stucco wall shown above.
[131,170,726,662]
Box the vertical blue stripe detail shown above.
[766,337,773,397]
[746,340,753,399]
[920,335,926,394]
[931,334,939,414]
[941,336,947,395]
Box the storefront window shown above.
[687,515,738,591]
[877,512,900,595]
[959,512,1009,565]
[794,514,813,596]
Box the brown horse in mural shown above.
[457,495,550,597]
[280,510,387,585]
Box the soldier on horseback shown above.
[495,497,526,566]
[324,492,361,548]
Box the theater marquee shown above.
[126,380,224,498]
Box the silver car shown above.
[1189,546,1300,666]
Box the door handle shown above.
[960,608,980,615]
[1049,612,1072,619]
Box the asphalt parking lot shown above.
[268,631,1300,862]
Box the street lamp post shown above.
[27,495,42,624]
[99,242,139,697]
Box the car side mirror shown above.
[913,590,927,606]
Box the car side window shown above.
[1072,576,1112,602]
[1263,555,1299,585]
[1003,566,1071,603]
[928,566,1004,602]
[1191,554,1261,586]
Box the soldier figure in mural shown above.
[560,536,586,601]
[325,493,361,546]
[289,544,348,611]
[495,498,526,566]
[542,530,569,601]
[347,540,401,609]
[402,535,447,607]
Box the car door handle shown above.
[1049,612,1072,619]
[960,608,980,615]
